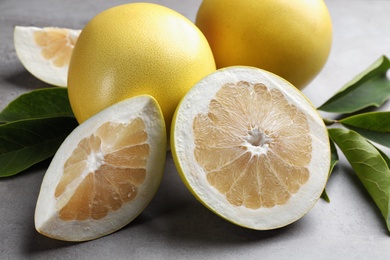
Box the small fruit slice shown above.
[14,26,81,87]
[171,66,330,230]
[35,95,166,241]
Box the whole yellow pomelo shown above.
[195,0,332,89]
[68,3,216,129]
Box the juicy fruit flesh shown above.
[54,117,149,221]
[33,28,78,68]
[193,81,311,209]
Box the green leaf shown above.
[340,112,390,148]
[318,55,390,114]
[341,127,390,149]
[328,128,390,231]
[321,137,339,202]
[341,111,390,132]
[372,144,390,169]
[0,117,78,177]
[0,87,74,123]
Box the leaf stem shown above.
[323,118,338,126]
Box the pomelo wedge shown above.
[14,26,81,87]
[35,95,166,241]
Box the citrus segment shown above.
[33,28,76,67]
[35,95,166,241]
[171,67,330,229]
[54,118,148,221]
[14,26,81,87]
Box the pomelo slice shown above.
[171,66,330,230]
[14,26,81,87]
[35,95,166,241]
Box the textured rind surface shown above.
[171,66,330,230]
[35,95,166,241]
[195,0,332,89]
[68,3,216,128]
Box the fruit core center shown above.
[87,148,105,174]
[246,127,271,146]
[243,127,271,154]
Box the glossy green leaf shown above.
[340,112,390,148]
[328,128,390,231]
[0,117,78,177]
[318,56,390,114]
[341,127,390,149]
[321,137,339,202]
[0,87,74,123]
[341,111,390,132]
[373,144,390,169]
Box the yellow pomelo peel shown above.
[196,0,332,89]
[68,3,216,132]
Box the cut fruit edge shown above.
[14,26,81,87]
[171,66,330,230]
[35,95,167,241]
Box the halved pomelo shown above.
[171,66,330,230]
[35,95,166,241]
[14,26,81,87]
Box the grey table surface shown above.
[1,0,390,259]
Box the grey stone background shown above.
[1,0,390,259]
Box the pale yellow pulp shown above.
[54,117,149,221]
[193,81,311,209]
[33,28,77,68]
